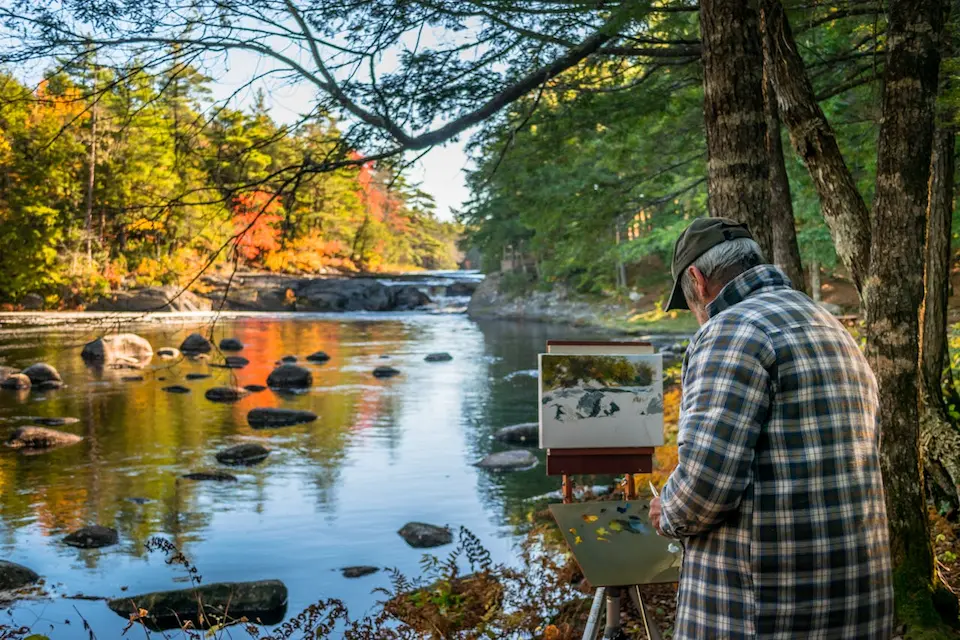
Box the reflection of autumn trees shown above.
[542,356,656,390]
[0,319,418,563]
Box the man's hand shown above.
[649,496,664,536]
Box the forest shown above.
[0,0,958,637]
[0,61,461,306]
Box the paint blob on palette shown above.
[550,500,682,587]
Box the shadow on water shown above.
[0,313,625,638]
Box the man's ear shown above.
[687,265,708,298]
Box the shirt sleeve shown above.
[659,317,773,538]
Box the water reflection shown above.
[0,313,617,638]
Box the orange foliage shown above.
[233,191,283,261]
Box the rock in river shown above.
[475,449,538,471]
[121,376,144,382]
[216,443,270,466]
[397,522,453,549]
[243,384,267,393]
[21,363,61,385]
[280,355,298,363]
[266,364,313,389]
[205,386,250,403]
[156,347,180,359]
[306,351,331,363]
[219,337,244,351]
[33,417,79,427]
[182,471,238,482]
[222,356,249,369]
[81,334,153,367]
[87,286,211,313]
[185,373,211,380]
[0,560,40,591]
[341,566,379,578]
[0,374,30,391]
[493,423,538,445]
[372,366,401,379]
[63,525,118,549]
[247,408,317,429]
[162,385,190,394]
[180,333,212,354]
[5,427,82,450]
[0,367,19,384]
[424,352,453,362]
[107,580,288,630]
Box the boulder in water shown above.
[493,423,538,445]
[424,352,453,363]
[445,281,478,296]
[223,356,249,369]
[393,286,431,310]
[81,334,153,367]
[0,367,19,383]
[5,426,82,450]
[107,580,288,631]
[475,449,538,471]
[397,522,453,549]
[372,366,401,379]
[185,373,211,380]
[296,278,393,312]
[0,560,40,591]
[156,347,180,359]
[0,374,30,391]
[266,364,313,389]
[162,385,190,394]
[216,443,270,466]
[87,286,211,312]
[121,375,144,382]
[34,380,63,391]
[243,384,267,393]
[341,566,379,579]
[247,408,317,429]
[33,417,79,427]
[179,333,212,354]
[280,355,298,363]
[21,363,60,385]
[182,471,237,482]
[204,386,250,403]
[219,338,244,351]
[63,525,118,549]
[306,351,331,363]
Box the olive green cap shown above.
[665,217,754,311]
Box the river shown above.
[0,303,640,638]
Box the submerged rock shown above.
[156,347,180,359]
[219,338,244,351]
[63,525,118,549]
[120,376,144,382]
[341,566,379,579]
[424,352,453,362]
[106,580,288,631]
[205,386,250,403]
[182,471,238,482]
[0,560,40,591]
[0,367,19,383]
[221,356,249,369]
[493,423,538,445]
[243,384,267,393]
[475,449,538,471]
[372,366,401,379]
[397,522,453,549]
[185,373,211,381]
[216,443,270,466]
[266,364,313,389]
[162,385,190,394]
[33,417,79,427]
[81,334,153,367]
[179,333,212,354]
[394,286,431,310]
[1,374,30,391]
[34,380,63,391]
[306,351,331,363]
[280,355,298,363]
[247,408,317,429]
[5,427,82,450]
[22,363,61,385]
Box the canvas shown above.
[538,353,664,449]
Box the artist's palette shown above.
[550,500,682,587]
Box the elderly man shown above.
[648,217,893,638]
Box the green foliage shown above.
[542,355,655,390]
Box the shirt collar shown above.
[706,264,793,318]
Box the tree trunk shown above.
[699,0,772,256]
[760,0,872,297]
[810,260,821,302]
[866,0,943,624]
[85,93,97,261]
[762,25,805,293]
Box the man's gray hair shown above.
[680,237,765,305]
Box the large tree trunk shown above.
[762,23,805,293]
[866,0,943,625]
[760,0,872,297]
[699,0,772,255]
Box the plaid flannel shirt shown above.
[659,264,893,639]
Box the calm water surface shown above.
[0,312,615,637]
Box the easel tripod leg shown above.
[628,585,663,640]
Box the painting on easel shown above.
[538,352,664,449]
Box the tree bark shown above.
[866,0,943,623]
[760,0,872,297]
[762,24,805,293]
[84,85,97,261]
[699,0,772,256]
